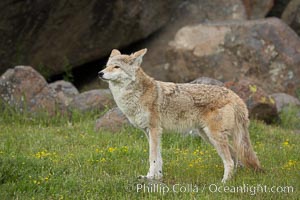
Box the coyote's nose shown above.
[98,71,104,78]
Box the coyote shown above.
[98,49,262,182]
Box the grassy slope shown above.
[0,110,299,200]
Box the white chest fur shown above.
[109,82,149,129]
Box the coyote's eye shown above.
[114,66,120,69]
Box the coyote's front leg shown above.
[141,127,163,180]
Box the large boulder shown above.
[281,0,300,36]
[0,0,181,76]
[166,18,300,96]
[0,66,66,114]
[137,0,247,82]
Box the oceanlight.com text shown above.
[131,183,294,195]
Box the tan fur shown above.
[99,49,262,182]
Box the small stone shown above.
[95,107,130,132]
[70,89,115,112]
[49,80,79,106]
[271,93,300,112]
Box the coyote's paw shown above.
[138,175,147,179]
[221,171,233,183]
[221,178,228,183]
[138,172,163,180]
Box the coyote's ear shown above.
[131,48,147,66]
[132,48,147,58]
[110,49,121,57]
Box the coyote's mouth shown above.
[99,77,110,81]
[98,72,110,81]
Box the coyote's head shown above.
[98,49,147,83]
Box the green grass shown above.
[0,110,299,199]
[279,105,300,130]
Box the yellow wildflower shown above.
[282,139,289,146]
[108,147,116,153]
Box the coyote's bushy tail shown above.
[232,104,263,172]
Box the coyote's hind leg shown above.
[203,127,234,183]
